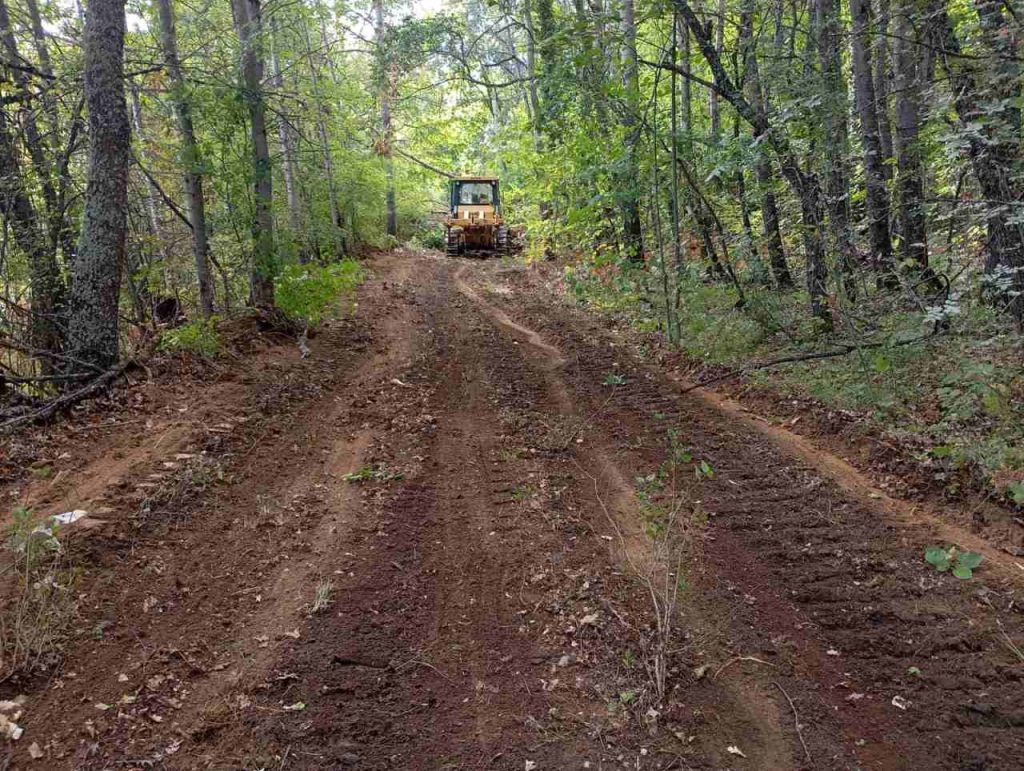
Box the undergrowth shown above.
[564,258,1024,505]
[158,317,222,356]
[275,259,365,326]
[0,507,77,682]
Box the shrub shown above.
[158,317,221,357]
[274,259,365,326]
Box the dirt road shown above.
[2,252,1022,769]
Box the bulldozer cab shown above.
[444,176,508,257]
[450,174,497,210]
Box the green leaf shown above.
[924,545,951,571]
[929,445,954,458]
[871,354,891,373]
[1007,481,1024,505]
[952,564,973,580]
[957,552,983,570]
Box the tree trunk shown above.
[128,84,169,267]
[936,5,1024,319]
[674,0,829,324]
[739,1,793,287]
[374,0,397,238]
[892,0,928,270]
[0,107,64,363]
[0,0,73,265]
[67,0,130,371]
[817,0,858,298]
[300,14,345,254]
[232,0,275,307]
[620,0,643,262]
[709,0,724,138]
[269,14,305,260]
[849,0,894,276]
[873,0,894,171]
[156,0,214,315]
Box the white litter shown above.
[726,745,747,758]
[51,510,88,526]
[891,695,911,711]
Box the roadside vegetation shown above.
[565,261,1024,506]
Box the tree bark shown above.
[269,13,305,260]
[872,0,894,172]
[673,0,829,324]
[155,0,214,315]
[0,107,64,362]
[128,84,169,267]
[849,0,894,276]
[374,0,397,238]
[300,14,345,255]
[739,1,794,288]
[0,0,74,265]
[67,0,130,371]
[817,0,858,298]
[232,0,275,307]
[892,0,928,270]
[620,0,643,262]
[936,5,1024,319]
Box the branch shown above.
[130,149,193,230]
[678,330,942,394]
[0,356,139,433]
[392,147,453,178]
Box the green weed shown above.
[158,317,221,357]
[924,544,983,579]
[342,465,404,483]
[275,259,365,326]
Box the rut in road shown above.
[3,251,1022,771]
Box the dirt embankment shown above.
[0,252,1020,770]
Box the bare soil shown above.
[1,251,1021,770]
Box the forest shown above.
[0,0,1022,767]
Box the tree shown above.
[849,0,893,277]
[156,0,215,316]
[232,0,275,307]
[66,0,131,372]
[620,0,643,262]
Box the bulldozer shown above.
[444,176,509,257]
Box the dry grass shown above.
[0,508,78,682]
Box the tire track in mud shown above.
[4,256,426,768]
[474,263,1024,770]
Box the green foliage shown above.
[158,318,222,357]
[274,260,365,326]
[924,545,983,579]
[342,465,404,483]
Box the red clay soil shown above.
[0,251,1021,770]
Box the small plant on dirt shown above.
[0,507,77,681]
[510,485,533,502]
[924,544,983,579]
[603,373,627,386]
[1006,481,1024,506]
[695,460,715,480]
[310,577,334,614]
[342,465,404,483]
[158,317,222,357]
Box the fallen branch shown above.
[0,357,139,434]
[773,680,812,765]
[677,330,941,395]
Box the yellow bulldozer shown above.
[444,176,509,257]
